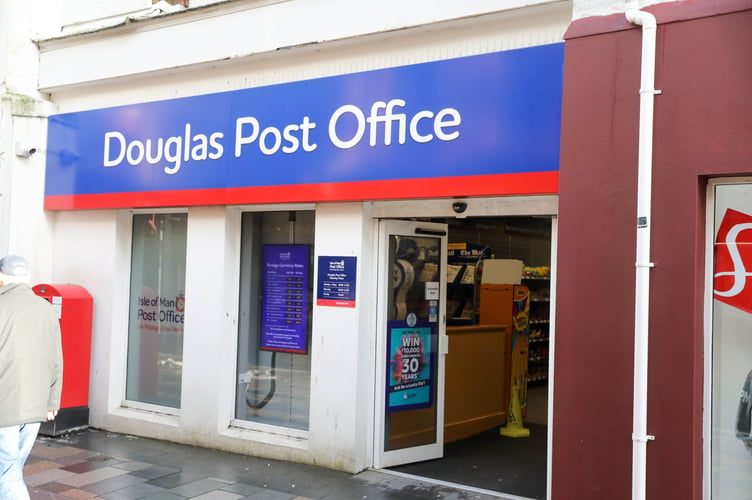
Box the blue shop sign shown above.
[45,43,563,209]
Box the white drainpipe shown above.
[625,2,659,500]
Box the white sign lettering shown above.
[104,124,223,175]
[714,222,752,297]
[102,98,462,171]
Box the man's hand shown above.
[47,410,58,421]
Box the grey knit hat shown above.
[0,255,30,277]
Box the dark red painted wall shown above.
[555,2,752,498]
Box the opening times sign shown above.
[260,244,309,353]
[317,256,357,307]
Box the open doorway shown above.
[387,215,552,500]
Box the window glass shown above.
[711,183,752,498]
[126,213,187,408]
[235,211,314,430]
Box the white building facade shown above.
[16,0,573,472]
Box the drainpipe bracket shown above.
[635,261,655,268]
[632,433,655,443]
[639,89,662,95]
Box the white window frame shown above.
[703,177,752,499]
[117,208,189,418]
[226,203,315,443]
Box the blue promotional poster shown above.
[386,320,435,411]
[260,244,309,353]
[316,256,357,307]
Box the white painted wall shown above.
[61,201,380,470]
[43,2,571,114]
[181,206,233,431]
[55,202,380,471]
[572,0,680,20]
[48,210,120,422]
[38,0,570,92]
[61,0,151,27]
[3,116,54,279]
[309,202,375,471]
[0,0,59,265]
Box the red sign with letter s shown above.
[714,208,752,315]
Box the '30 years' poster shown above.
[386,319,435,412]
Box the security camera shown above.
[452,201,468,214]
[15,142,37,158]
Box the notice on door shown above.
[386,320,435,411]
[316,256,357,307]
[260,244,309,353]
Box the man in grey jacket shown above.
[0,255,63,500]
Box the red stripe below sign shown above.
[44,172,558,210]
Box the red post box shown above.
[32,284,93,436]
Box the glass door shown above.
[374,219,448,468]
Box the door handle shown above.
[439,334,449,354]
[414,228,447,236]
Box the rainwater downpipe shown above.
[625,2,659,500]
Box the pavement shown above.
[24,428,509,500]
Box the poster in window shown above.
[386,319,435,412]
[260,244,309,353]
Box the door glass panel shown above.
[384,233,442,451]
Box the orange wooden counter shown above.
[444,324,510,442]
[387,324,510,449]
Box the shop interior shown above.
[391,215,551,500]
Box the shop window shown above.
[126,213,187,409]
[709,182,752,497]
[235,210,315,430]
